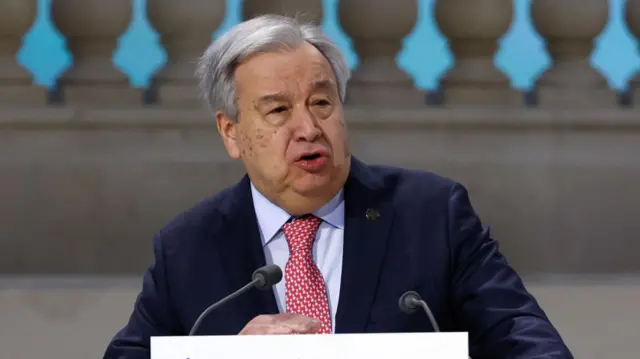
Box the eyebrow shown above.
[256,92,289,105]
[310,79,335,92]
[255,79,337,106]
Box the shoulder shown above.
[365,163,481,236]
[367,162,459,201]
[152,180,245,251]
[360,161,478,222]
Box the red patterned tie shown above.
[282,215,332,334]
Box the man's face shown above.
[216,42,350,213]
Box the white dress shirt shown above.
[251,183,344,332]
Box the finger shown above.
[245,313,296,326]
[240,324,295,335]
[268,313,301,322]
[278,315,322,333]
[247,314,279,325]
[243,314,322,334]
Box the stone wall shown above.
[1,107,639,275]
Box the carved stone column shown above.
[243,0,323,24]
[626,0,640,106]
[0,0,46,105]
[531,0,617,107]
[51,0,139,106]
[147,0,226,107]
[338,0,423,106]
[435,0,521,107]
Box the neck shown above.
[275,189,340,216]
[250,160,350,216]
[251,178,345,216]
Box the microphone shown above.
[399,291,472,358]
[398,291,440,332]
[189,264,283,335]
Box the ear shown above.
[216,111,241,159]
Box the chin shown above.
[292,174,336,196]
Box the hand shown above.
[239,313,321,335]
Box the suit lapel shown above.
[335,158,394,333]
[217,176,279,318]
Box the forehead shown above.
[234,42,337,96]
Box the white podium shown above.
[151,332,468,359]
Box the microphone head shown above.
[398,291,421,314]
[252,264,283,290]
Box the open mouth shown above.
[299,153,322,161]
[294,151,328,172]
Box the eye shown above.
[269,106,288,114]
[313,99,331,106]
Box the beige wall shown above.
[1,107,639,275]
[0,276,638,359]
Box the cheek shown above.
[324,120,348,150]
[254,128,290,160]
[237,130,254,158]
[254,128,269,150]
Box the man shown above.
[104,15,573,358]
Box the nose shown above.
[293,108,321,142]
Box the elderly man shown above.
[104,15,573,359]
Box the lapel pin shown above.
[365,208,380,221]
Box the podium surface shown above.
[151,332,468,359]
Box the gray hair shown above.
[195,14,350,121]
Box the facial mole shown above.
[255,128,272,149]
[238,130,254,156]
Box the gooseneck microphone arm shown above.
[398,291,440,332]
[189,264,283,336]
[189,280,255,335]
[399,291,472,358]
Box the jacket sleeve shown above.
[448,183,573,359]
[103,233,182,359]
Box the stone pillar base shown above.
[59,85,142,106]
[629,78,640,107]
[535,87,619,108]
[346,84,425,107]
[633,91,640,108]
[153,83,201,108]
[0,85,48,106]
[441,87,523,107]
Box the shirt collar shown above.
[250,182,345,246]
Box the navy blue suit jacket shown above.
[104,157,573,359]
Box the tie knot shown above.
[282,215,322,254]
